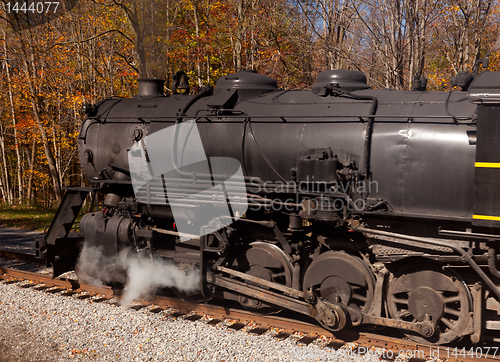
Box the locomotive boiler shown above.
[36,68,500,345]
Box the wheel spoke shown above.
[271,271,285,279]
[350,285,365,291]
[397,309,412,318]
[441,317,454,329]
[391,297,408,305]
[443,295,460,304]
[444,307,462,317]
[351,293,367,302]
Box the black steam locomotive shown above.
[36,68,500,345]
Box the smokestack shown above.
[137,79,165,97]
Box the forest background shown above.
[0,0,499,206]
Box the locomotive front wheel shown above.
[387,261,471,345]
[302,251,376,313]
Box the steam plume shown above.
[76,244,200,306]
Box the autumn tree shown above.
[1,0,500,207]
[426,0,500,89]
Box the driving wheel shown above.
[236,241,293,313]
[387,261,471,345]
[302,251,375,313]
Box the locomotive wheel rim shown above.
[247,241,293,287]
[387,261,471,345]
[302,251,375,313]
[238,241,294,313]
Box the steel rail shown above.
[0,249,45,264]
[0,266,498,362]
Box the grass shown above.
[0,203,58,231]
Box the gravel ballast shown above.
[0,280,438,362]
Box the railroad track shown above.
[0,252,499,362]
[0,249,44,264]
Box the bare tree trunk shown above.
[22,54,63,203]
[3,34,23,202]
[53,102,61,187]
[112,0,150,77]
[235,0,245,71]
[27,140,36,202]
[249,0,256,69]
[0,120,13,204]
[192,1,203,87]
[0,165,5,203]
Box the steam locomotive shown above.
[36,68,500,345]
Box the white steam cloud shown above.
[120,255,199,306]
[76,244,200,306]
